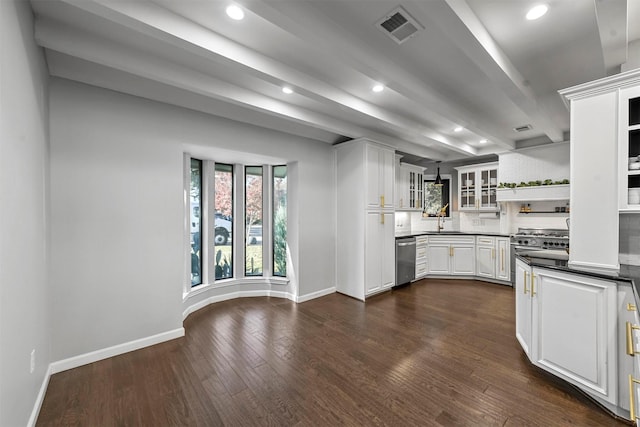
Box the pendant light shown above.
[434,161,443,187]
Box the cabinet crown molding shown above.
[559,68,640,107]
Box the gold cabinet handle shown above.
[380,213,384,225]
[523,271,529,294]
[380,195,385,207]
[630,375,640,420]
[627,322,640,356]
[500,248,505,271]
[531,272,536,296]
[629,303,637,311]
[449,246,453,257]
[492,248,495,259]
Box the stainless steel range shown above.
[510,228,570,282]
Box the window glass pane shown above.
[273,165,287,277]
[190,158,202,287]
[424,179,450,217]
[245,166,263,276]
[214,163,233,280]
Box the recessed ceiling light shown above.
[479,139,488,144]
[226,4,244,20]
[526,4,548,20]
[454,126,463,132]
[372,84,384,93]
[282,87,293,94]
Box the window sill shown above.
[184,276,290,301]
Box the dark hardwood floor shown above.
[37,279,628,426]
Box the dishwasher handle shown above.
[397,241,416,247]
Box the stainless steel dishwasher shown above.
[396,237,416,286]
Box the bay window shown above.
[185,158,287,288]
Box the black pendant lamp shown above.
[434,161,443,187]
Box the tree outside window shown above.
[273,166,287,277]
[214,163,233,279]
[245,166,263,276]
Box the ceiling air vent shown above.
[514,124,533,132]
[377,7,423,44]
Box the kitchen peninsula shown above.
[516,252,640,422]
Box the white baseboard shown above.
[50,327,185,375]
[183,286,337,319]
[296,286,336,303]
[27,363,53,427]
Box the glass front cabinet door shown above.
[457,162,498,211]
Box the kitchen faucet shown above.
[436,203,449,232]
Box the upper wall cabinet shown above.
[365,143,395,211]
[396,163,424,211]
[559,68,640,273]
[620,86,640,211]
[456,162,498,211]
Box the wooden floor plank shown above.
[37,279,628,426]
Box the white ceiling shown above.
[30,0,640,162]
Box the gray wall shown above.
[49,78,337,361]
[0,0,51,425]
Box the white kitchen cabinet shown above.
[336,139,396,300]
[365,212,395,294]
[495,237,510,282]
[426,235,475,276]
[515,258,533,358]
[617,284,638,416]
[396,163,424,211]
[476,236,510,281]
[628,298,640,424]
[456,162,498,211]
[366,143,395,211]
[516,263,618,406]
[619,85,640,211]
[475,236,495,279]
[415,236,428,279]
[559,71,640,273]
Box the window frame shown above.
[272,165,287,278]
[184,156,288,293]
[244,165,264,277]
[423,174,452,218]
[214,162,234,280]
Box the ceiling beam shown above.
[51,0,477,157]
[435,0,565,143]
[594,0,628,75]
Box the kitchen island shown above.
[516,252,640,423]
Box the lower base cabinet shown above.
[426,235,475,275]
[365,212,395,296]
[415,236,428,279]
[533,268,617,405]
[516,258,632,418]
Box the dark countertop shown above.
[517,253,640,308]
[395,231,510,239]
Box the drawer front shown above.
[476,236,495,246]
[428,235,475,245]
[416,246,427,259]
[416,262,427,277]
[416,236,428,245]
